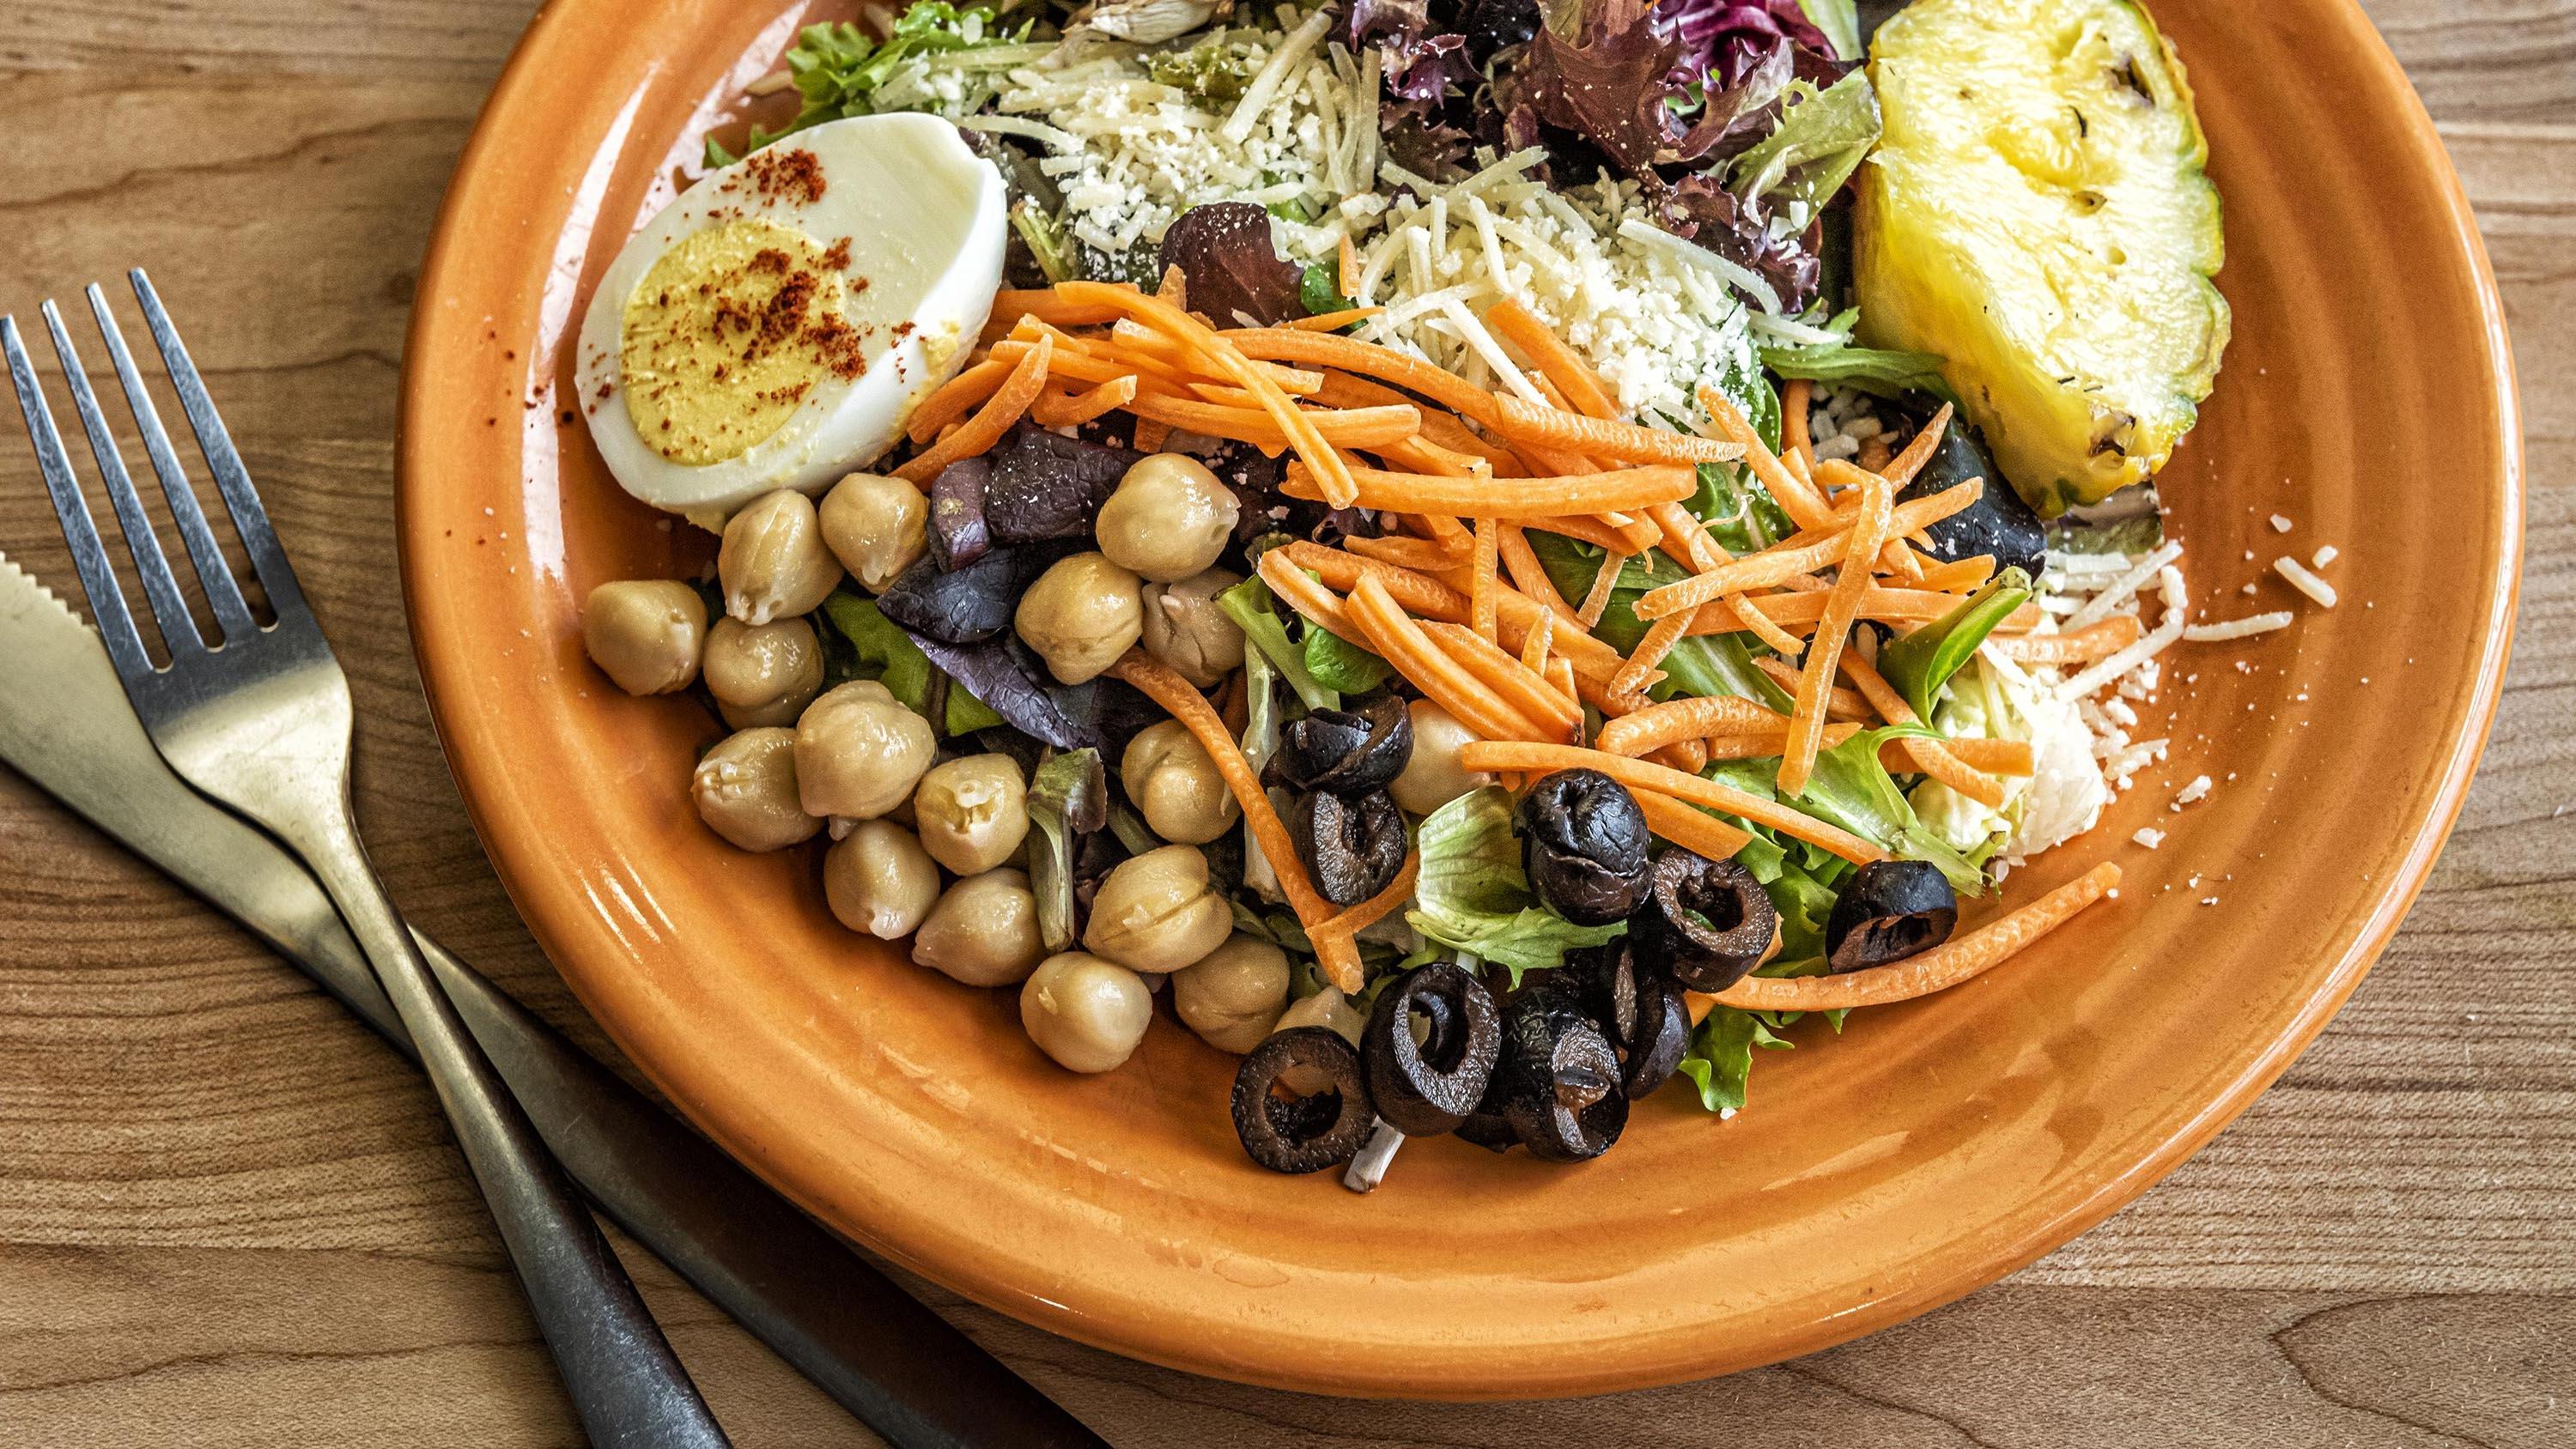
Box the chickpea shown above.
[794,680,935,821]
[913,868,1047,986]
[1020,952,1153,1073]
[702,616,824,728]
[1097,453,1238,583]
[1139,567,1246,688]
[823,820,941,939]
[1121,720,1239,846]
[817,471,927,593]
[1173,934,1291,1054]
[1081,843,1232,974]
[583,579,706,695]
[1016,551,1142,684]
[720,489,843,625]
[912,754,1030,875]
[1390,699,1493,815]
[690,727,819,851]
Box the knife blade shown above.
[0,550,1105,1449]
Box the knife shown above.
[0,549,1108,1449]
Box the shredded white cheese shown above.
[2273,555,2340,608]
[2182,611,2294,642]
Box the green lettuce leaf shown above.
[1676,1007,1795,1113]
[1796,0,1864,62]
[1216,577,1337,711]
[1728,71,1882,211]
[719,5,1035,162]
[1879,568,2033,719]
[1303,624,1391,694]
[818,592,1004,734]
[1405,787,1623,985]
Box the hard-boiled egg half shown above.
[576,112,1006,527]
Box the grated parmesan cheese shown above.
[2182,611,2294,642]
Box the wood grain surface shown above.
[0,3,2569,1443]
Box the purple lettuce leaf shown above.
[1659,171,1823,311]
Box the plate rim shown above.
[396,0,2526,1398]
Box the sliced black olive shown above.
[1269,694,1412,795]
[1362,962,1503,1136]
[1897,415,2047,581]
[1454,1067,1518,1152]
[875,547,1026,644]
[1545,944,1691,1100]
[1288,788,1407,906]
[1825,860,1959,973]
[1495,1002,1627,1163]
[981,422,1140,545]
[1637,852,1780,992]
[1516,770,1651,926]
[1230,1028,1375,1174]
[926,457,991,572]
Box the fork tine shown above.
[39,299,204,654]
[87,283,257,640]
[127,269,314,625]
[4,314,158,682]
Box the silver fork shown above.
[4,272,731,1449]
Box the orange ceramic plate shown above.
[398,0,2521,1398]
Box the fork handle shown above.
[289,803,732,1449]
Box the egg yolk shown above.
[619,217,867,465]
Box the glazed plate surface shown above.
[398,0,2522,1397]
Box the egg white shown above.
[576,112,1007,526]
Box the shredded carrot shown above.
[1690,584,2040,639]
[1422,621,1584,739]
[1709,864,2122,1012]
[1379,433,1497,479]
[1109,652,1356,988]
[1346,534,1466,572]
[1491,394,1741,466]
[1612,613,1688,700]
[1279,543,1625,675]
[1730,593,1807,657]
[1063,282,1359,507]
[1545,655,1578,710]
[1416,512,1475,553]
[1699,386,1834,531]
[1917,554,1996,593]
[1595,694,1786,756]
[1459,742,1888,866]
[1649,502,1727,575]
[1753,656,1871,721]
[1491,524,1581,627]
[1781,378,1815,475]
[1337,235,1358,301]
[1631,790,1756,861]
[1289,306,1383,331]
[1577,549,1627,628]
[1519,605,1554,675]
[1521,514,1644,552]
[1595,511,1665,552]
[1256,549,1357,639]
[1309,852,1419,948]
[1029,374,1139,428]
[1131,417,1170,452]
[1651,739,1710,774]
[1880,404,1953,488]
[1155,262,1188,310]
[985,287,1131,334]
[1485,299,1621,420]
[1884,736,2033,777]
[895,334,1051,484]
[906,356,1013,444]
[1985,616,2146,664]
[1633,481,1984,621]
[1227,328,1503,427]
[1346,575,1550,743]
[1703,721,1862,761]
[1123,395,1419,453]
[1839,652,2006,809]
[1311,372,1521,469]
[1282,460,1695,517]
[1777,472,1891,796]
[987,336,1180,391]
[1470,517,1500,644]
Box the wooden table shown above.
[1,3,2567,1442]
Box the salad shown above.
[570,0,2316,1185]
